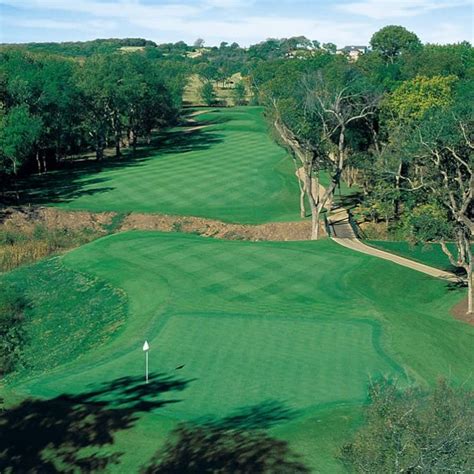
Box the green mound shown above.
[25,107,300,224]
[2,258,127,382]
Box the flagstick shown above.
[143,340,150,384]
[145,350,149,384]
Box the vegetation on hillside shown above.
[340,379,474,472]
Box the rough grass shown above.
[4,232,472,471]
[1,258,127,382]
[367,240,471,272]
[0,224,100,272]
[22,107,300,225]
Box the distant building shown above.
[336,45,368,61]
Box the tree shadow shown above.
[141,400,309,474]
[446,278,468,291]
[207,399,300,430]
[0,372,193,472]
[9,126,223,207]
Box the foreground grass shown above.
[2,232,472,471]
[22,107,300,224]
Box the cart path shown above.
[328,206,459,282]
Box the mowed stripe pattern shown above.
[51,107,300,224]
[13,232,473,421]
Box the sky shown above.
[0,0,472,47]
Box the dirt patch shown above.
[1,206,323,243]
[0,207,116,234]
[120,212,322,241]
[450,298,474,326]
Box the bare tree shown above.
[416,111,473,313]
[302,72,379,238]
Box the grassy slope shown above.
[24,107,300,224]
[2,258,127,383]
[4,232,472,471]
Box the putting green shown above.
[26,107,300,224]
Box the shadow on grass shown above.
[204,399,300,430]
[0,372,192,472]
[141,400,309,474]
[12,126,223,207]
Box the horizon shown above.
[0,0,473,47]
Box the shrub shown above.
[340,379,474,472]
[0,285,28,375]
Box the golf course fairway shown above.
[26,107,300,224]
[3,232,473,471]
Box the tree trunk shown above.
[302,166,319,240]
[467,246,473,314]
[468,266,473,314]
[394,161,403,218]
[36,150,42,174]
[115,129,121,157]
[441,233,473,314]
[96,133,104,161]
[293,162,306,218]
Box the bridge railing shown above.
[323,213,333,237]
[347,209,366,240]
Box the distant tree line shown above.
[0,48,188,188]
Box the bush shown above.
[199,82,217,106]
[0,285,28,375]
[340,379,474,472]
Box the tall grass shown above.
[0,224,100,272]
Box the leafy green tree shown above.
[322,42,337,54]
[370,25,422,64]
[404,92,473,313]
[233,81,247,105]
[195,62,219,83]
[400,42,474,80]
[0,105,42,175]
[199,81,216,106]
[340,379,474,472]
[193,38,205,48]
[387,75,457,121]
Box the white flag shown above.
[143,340,149,351]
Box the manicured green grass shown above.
[3,232,472,471]
[367,240,470,272]
[24,107,300,224]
